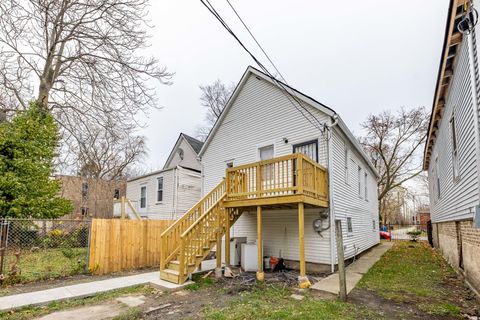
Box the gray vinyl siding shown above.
[428,39,480,223]
[126,167,201,220]
[201,72,378,264]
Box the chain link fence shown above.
[0,219,91,285]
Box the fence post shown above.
[335,219,347,301]
[85,220,92,273]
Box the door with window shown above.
[258,145,274,196]
[293,140,318,193]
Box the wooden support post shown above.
[120,197,125,219]
[225,208,231,267]
[215,205,222,278]
[256,206,264,281]
[335,219,347,301]
[298,202,311,288]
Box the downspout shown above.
[327,114,339,273]
[467,30,480,214]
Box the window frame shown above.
[450,115,459,180]
[157,177,164,203]
[257,143,275,161]
[344,142,349,185]
[292,139,319,162]
[357,166,362,198]
[140,185,147,209]
[435,156,441,200]
[347,217,353,233]
[364,172,368,201]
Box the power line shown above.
[200,0,326,133]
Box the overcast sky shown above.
[137,0,449,170]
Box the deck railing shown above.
[226,153,328,203]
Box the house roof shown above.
[162,133,204,170]
[183,134,204,154]
[423,0,466,170]
[198,66,379,178]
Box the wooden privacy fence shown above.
[88,219,174,274]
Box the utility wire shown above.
[200,0,326,133]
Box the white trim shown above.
[156,176,164,204]
[139,185,147,210]
[256,141,276,161]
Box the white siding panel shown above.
[331,127,380,260]
[428,39,480,223]
[202,73,378,264]
[175,168,202,219]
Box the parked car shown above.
[380,231,391,240]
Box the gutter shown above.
[327,114,339,273]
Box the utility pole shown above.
[335,219,347,301]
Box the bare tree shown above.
[0,0,172,161]
[75,125,146,181]
[196,79,234,140]
[359,107,429,223]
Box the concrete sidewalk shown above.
[311,242,393,295]
[0,271,191,311]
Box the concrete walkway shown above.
[0,271,192,311]
[311,242,393,295]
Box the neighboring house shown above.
[424,0,480,295]
[56,175,126,219]
[126,133,203,220]
[198,66,380,273]
[417,206,431,232]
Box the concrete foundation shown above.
[433,220,480,296]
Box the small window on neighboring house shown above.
[364,173,368,200]
[344,143,349,184]
[293,140,318,162]
[82,182,89,200]
[114,189,120,200]
[357,166,362,197]
[450,115,459,179]
[435,156,441,199]
[157,177,163,202]
[81,207,88,217]
[347,217,353,233]
[140,186,147,208]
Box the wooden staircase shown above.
[160,180,242,284]
[160,153,329,284]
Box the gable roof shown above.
[163,133,204,169]
[198,66,379,178]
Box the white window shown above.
[258,144,274,161]
[347,217,353,233]
[344,143,349,184]
[357,166,362,198]
[435,156,441,199]
[372,220,376,230]
[293,140,318,162]
[157,177,163,202]
[450,115,459,179]
[140,186,147,209]
[364,172,368,200]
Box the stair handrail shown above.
[178,194,226,279]
[160,179,226,269]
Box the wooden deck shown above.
[160,153,329,285]
[225,153,328,209]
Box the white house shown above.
[198,66,380,273]
[424,0,480,295]
[126,133,203,220]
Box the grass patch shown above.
[358,242,463,317]
[203,284,384,320]
[2,248,88,285]
[0,285,153,320]
[358,242,454,298]
[186,274,215,291]
[112,307,143,320]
